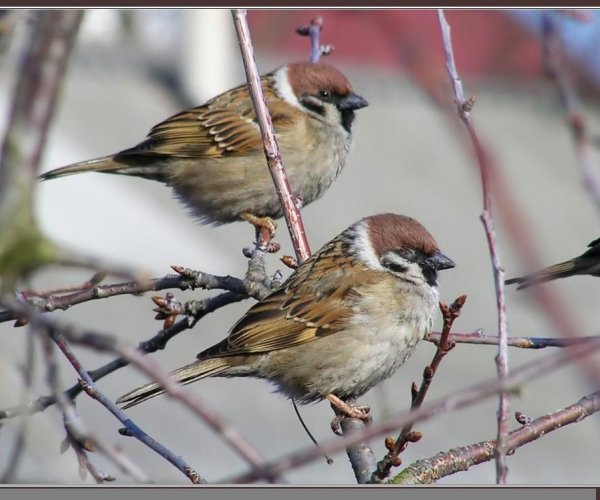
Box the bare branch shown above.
[370,296,465,483]
[225,337,600,483]
[426,331,599,349]
[542,13,600,212]
[231,9,312,263]
[296,16,334,63]
[390,391,600,484]
[0,328,35,481]
[437,10,510,483]
[3,298,273,480]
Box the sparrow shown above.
[39,62,368,226]
[506,237,600,289]
[117,213,455,424]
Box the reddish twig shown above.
[233,12,378,483]
[426,331,599,349]
[390,390,600,484]
[542,13,600,213]
[225,336,600,483]
[437,10,510,483]
[231,9,311,263]
[370,296,466,483]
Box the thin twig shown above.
[3,298,272,480]
[225,337,600,483]
[370,296,465,483]
[2,263,273,324]
[231,9,312,263]
[0,327,35,481]
[60,406,148,483]
[296,16,334,63]
[390,391,600,484]
[437,10,510,483]
[426,331,599,349]
[0,291,245,420]
[542,13,600,212]
[48,330,204,484]
[0,242,274,418]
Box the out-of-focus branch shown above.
[437,10,510,483]
[0,240,276,419]
[389,390,600,484]
[370,296,465,483]
[2,299,271,480]
[0,291,245,421]
[0,328,35,482]
[426,330,599,349]
[225,336,600,483]
[0,11,83,292]
[47,329,204,484]
[542,13,600,212]
[231,9,311,263]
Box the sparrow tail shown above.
[506,260,576,290]
[39,155,164,182]
[39,156,131,181]
[117,358,230,409]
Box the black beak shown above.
[340,92,369,111]
[428,251,455,271]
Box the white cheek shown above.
[272,66,302,110]
[348,221,386,272]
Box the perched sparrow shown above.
[40,62,368,226]
[117,213,455,423]
[506,237,600,289]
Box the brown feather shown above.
[115,74,297,160]
[196,238,379,361]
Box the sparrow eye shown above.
[318,90,332,100]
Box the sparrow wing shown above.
[115,74,297,159]
[197,240,378,360]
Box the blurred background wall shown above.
[1,9,600,485]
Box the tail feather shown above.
[506,260,576,290]
[40,155,164,182]
[117,358,230,409]
[39,156,127,181]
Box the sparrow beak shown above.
[340,92,369,111]
[428,251,455,271]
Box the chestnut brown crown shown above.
[287,62,355,97]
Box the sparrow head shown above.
[273,62,369,133]
[347,213,455,288]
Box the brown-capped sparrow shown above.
[40,62,368,226]
[506,237,600,289]
[117,213,455,426]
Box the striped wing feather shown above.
[197,240,377,360]
[117,74,296,159]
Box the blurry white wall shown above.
[0,9,599,486]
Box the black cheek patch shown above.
[421,266,438,287]
[340,109,355,133]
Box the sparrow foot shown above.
[241,213,278,246]
[326,394,372,435]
